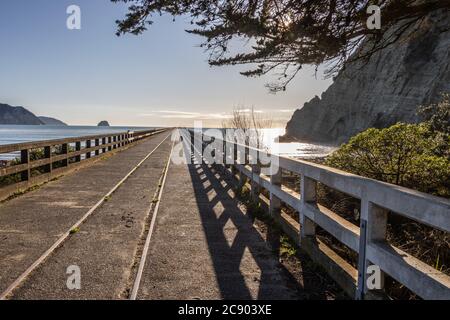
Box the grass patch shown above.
[233,183,299,258]
[70,227,80,234]
[0,180,60,204]
[230,176,346,299]
[280,235,297,257]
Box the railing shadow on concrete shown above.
[184,128,450,300]
[183,139,336,299]
[0,129,166,201]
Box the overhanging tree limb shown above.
[112,0,450,92]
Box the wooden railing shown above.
[0,129,166,201]
[185,129,450,300]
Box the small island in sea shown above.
[97,121,110,127]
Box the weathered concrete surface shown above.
[10,136,173,299]
[0,131,170,295]
[136,156,300,300]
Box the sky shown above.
[0,0,332,127]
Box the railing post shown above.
[62,143,68,167]
[44,146,52,173]
[269,168,282,218]
[86,140,91,159]
[190,131,195,158]
[232,143,238,176]
[20,149,30,182]
[224,138,232,169]
[300,174,316,240]
[356,199,388,300]
[251,161,261,202]
[209,136,216,166]
[222,139,227,169]
[200,134,205,162]
[75,141,81,162]
[188,130,192,159]
[102,137,106,153]
[95,139,100,156]
[108,137,112,151]
[238,143,248,189]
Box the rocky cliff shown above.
[97,121,110,127]
[0,103,44,125]
[285,10,450,144]
[0,103,66,125]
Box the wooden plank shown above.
[367,242,450,300]
[302,238,358,298]
[0,129,157,153]
[302,203,360,252]
[0,130,166,201]
[198,131,450,300]
[0,163,29,176]
[207,133,450,232]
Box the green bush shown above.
[325,123,450,198]
[418,93,450,135]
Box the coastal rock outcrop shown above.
[97,121,110,127]
[285,10,450,144]
[0,103,67,126]
[0,103,44,125]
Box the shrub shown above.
[325,123,450,198]
[324,121,450,294]
[418,93,450,135]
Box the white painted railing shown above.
[184,129,450,300]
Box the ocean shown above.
[258,128,336,159]
[0,125,157,145]
[0,125,336,160]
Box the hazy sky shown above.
[0,0,332,127]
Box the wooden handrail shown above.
[0,129,154,153]
[0,129,167,201]
[185,128,450,300]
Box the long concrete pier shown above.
[0,129,448,300]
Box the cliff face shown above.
[285,10,450,144]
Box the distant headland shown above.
[0,103,67,126]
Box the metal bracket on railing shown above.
[356,219,368,300]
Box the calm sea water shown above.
[0,125,157,145]
[0,125,158,160]
[196,128,336,158]
[0,126,336,160]
[260,128,336,159]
